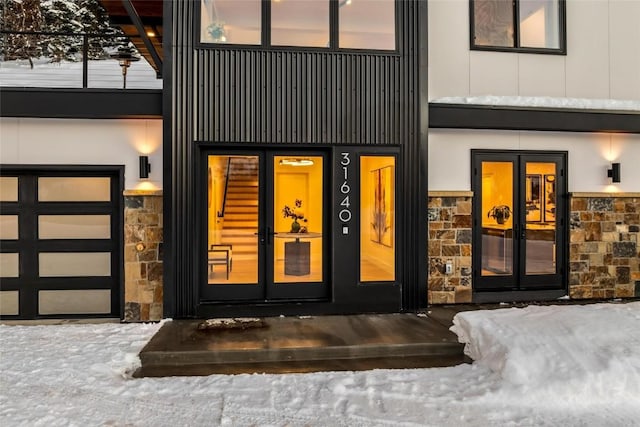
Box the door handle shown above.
[254,229,266,245]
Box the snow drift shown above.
[451,302,640,407]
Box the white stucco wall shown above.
[0,118,162,190]
[428,0,640,102]
[428,130,640,193]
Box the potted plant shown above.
[487,205,511,224]
[282,199,308,233]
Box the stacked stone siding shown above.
[569,194,640,299]
[427,192,473,303]
[123,190,163,321]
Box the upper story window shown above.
[471,0,566,54]
[200,0,262,45]
[271,0,330,48]
[200,0,396,52]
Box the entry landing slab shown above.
[136,313,467,376]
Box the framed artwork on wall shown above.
[525,174,542,222]
[371,166,393,248]
[544,175,556,222]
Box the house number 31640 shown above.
[339,152,352,223]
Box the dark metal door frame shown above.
[197,148,330,303]
[471,150,568,299]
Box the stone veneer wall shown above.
[569,194,640,299]
[427,192,473,303]
[427,191,640,304]
[123,190,163,322]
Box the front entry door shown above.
[200,151,328,302]
[472,151,567,293]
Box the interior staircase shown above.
[219,157,259,260]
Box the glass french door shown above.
[472,151,566,291]
[200,150,328,302]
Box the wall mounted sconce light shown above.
[607,162,620,183]
[139,156,151,179]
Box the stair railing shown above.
[217,158,232,218]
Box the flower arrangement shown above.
[282,199,308,233]
[487,205,511,224]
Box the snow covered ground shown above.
[1,302,639,426]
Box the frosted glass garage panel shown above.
[39,252,111,277]
[39,215,111,239]
[38,177,111,202]
[0,253,19,277]
[0,291,19,316]
[0,177,18,202]
[38,289,111,315]
[0,215,19,240]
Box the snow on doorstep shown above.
[431,95,640,112]
[451,302,640,407]
[2,303,640,427]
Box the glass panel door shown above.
[202,151,328,302]
[524,161,557,275]
[473,151,565,293]
[267,153,327,299]
[206,155,260,286]
[272,155,323,284]
[480,161,515,277]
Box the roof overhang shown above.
[98,0,163,78]
[429,103,640,134]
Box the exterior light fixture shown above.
[139,156,151,179]
[279,158,314,167]
[607,163,621,183]
[109,46,141,89]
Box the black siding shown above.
[166,0,427,317]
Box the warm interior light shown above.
[279,158,314,167]
[146,31,156,37]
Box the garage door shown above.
[0,167,123,319]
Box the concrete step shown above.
[135,313,468,377]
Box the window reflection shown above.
[360,156,395,282]
[340,0,395,50]
[200,0,261,45]
[272,0,329,47]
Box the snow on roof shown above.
[431,95,640,112]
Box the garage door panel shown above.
[38,215,111,239]
[38,289,111,315]
[0,252,20,278]
[0,177,19,202]
[38,177,111,202]
[0,291,19,315]
[0,168,122,320]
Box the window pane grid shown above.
[472,0,564,52]
[200,0,396,51]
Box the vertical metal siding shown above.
[193,49,404,145]
[171,0,424,316]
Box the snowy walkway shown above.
[1,302,639,426]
